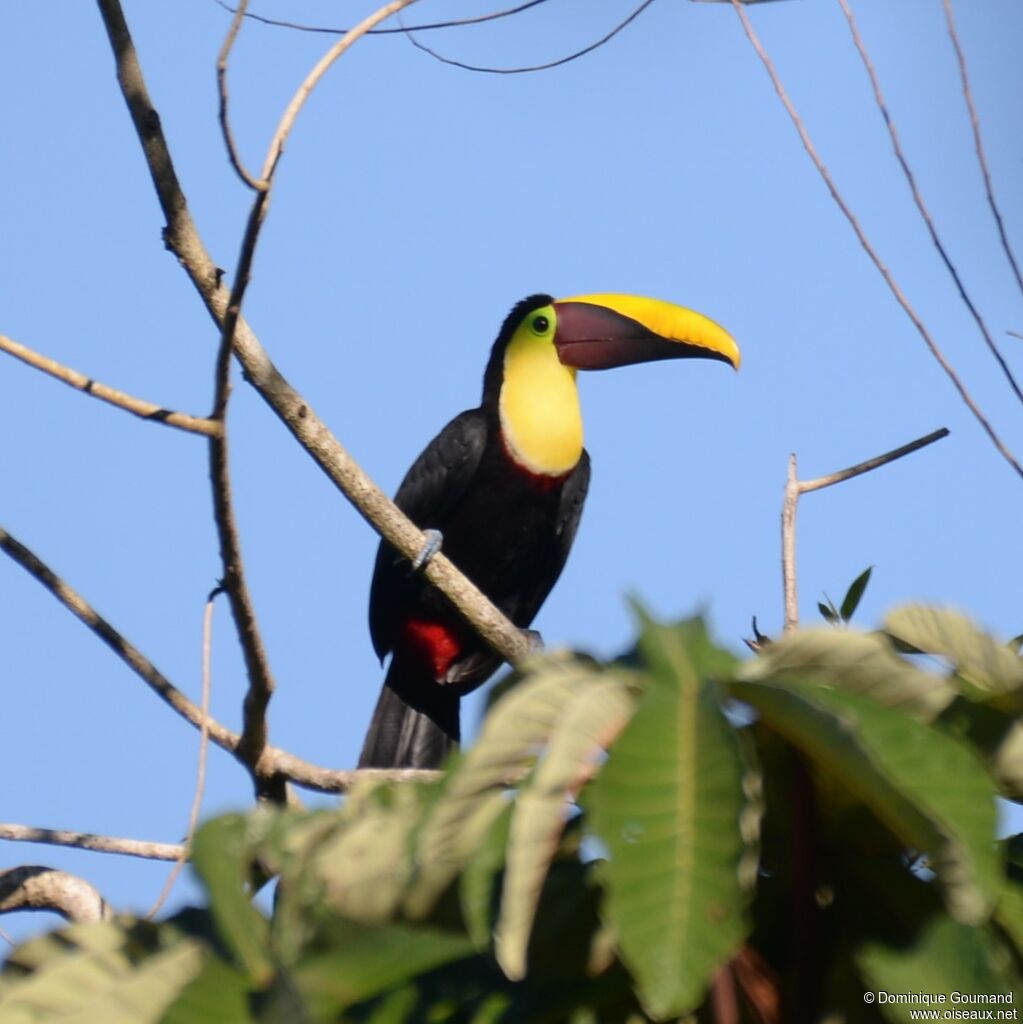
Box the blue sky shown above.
[2,0,1021,944]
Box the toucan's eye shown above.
[531,315,550,335]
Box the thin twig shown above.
[0,924,15,947]
[210,206,281,802]
[730,0,1023,482]
[216,0,265,190]
[0,867,110,923]
[1009,330,1023,343]
[403,0,657,75]
[146,592,217,919]
[942,0,1023,302]
[260,0,417,182]
[780,428,948,632]
[0,825,183,862]
[798,427,949,494]
[212,0,549,37]
[0,334,220,437]
[96,0,530,667]
[210,4,422,798]
[781,454,800,633]
[836,0,1023,408]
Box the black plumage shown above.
[359,297,590,769]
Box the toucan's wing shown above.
[516,448,591,624]
[443,449,591,687]
[369,408,489,660]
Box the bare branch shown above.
[836,0,1023,409]
[781,428,949,632]
[942,0,1023,302]
[0,334,220,437]
[211,0,549,38]
[1,524,240,749]
[147,593,217,918]
[0,524,346,792]
[208,3,422,800]
[0,825,183,863]
[96,0,530,669]
[729,0,1023,483]
[403,0,656,75]
[0,867,110,923]
[216,0,265,190]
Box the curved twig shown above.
[0,334,220,437]
[0,866,111,923]
[147,593,217,918]
[260,0,417,182]
[217,0,265,190]
[403,0,657,75]
[730,0,1023,482]
[212,0,550,37]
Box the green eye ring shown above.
[531,314,550,335]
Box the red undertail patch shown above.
[400,619,463,681]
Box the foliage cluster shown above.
[2,604,1021,1022]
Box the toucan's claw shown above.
[521,628,544,653]
[412,529,443,571]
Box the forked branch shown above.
[0,524,435,792]
[781,428,949,631]
[96,0,530,675]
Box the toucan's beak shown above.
[552,293,740,372]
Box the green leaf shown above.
[937,699,1023,802]
[589,616,753,1019]
[311,781,436,926]
[818,601,838,624]
[189,815,272,984]
[495,672,637,980]
[884,606,1023,709]
[732,681,1001,924]
[996,877,1023,961]
[840,566,873,622]
[292,918,474,1010]
[406,653,606,919]
[161,953,253,1024]
[0,919,205,1024]
[739,627,955,721]
[859,916,1019,1021]
[460,803,514,949]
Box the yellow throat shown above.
[498,323,583,477]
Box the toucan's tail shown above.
[357,655,460,769]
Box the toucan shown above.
[359,293,739,768]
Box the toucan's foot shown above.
[521,628,544,653]
[412,529,443,571]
